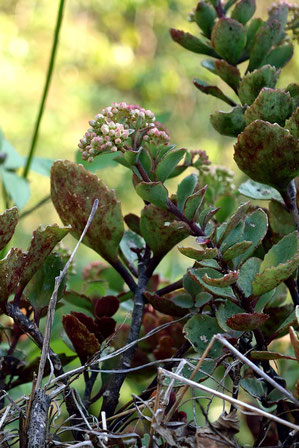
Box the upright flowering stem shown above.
[23,0,66,179]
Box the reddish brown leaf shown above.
[93,296,120,318]
[250,350,297,361]
[62,314,100,362]
[227,312,269,331]
[0,248,26,307]
[144,292,188,317]
[95,316,116,341]
[0,207,18,251]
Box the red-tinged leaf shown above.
[62,314,100,362]
[0,207,18,251]
[140,204,190,257]
[144,292,188,317]
[70,311,97,333]
[234,120,299,191]
[211,18,246,65]
[20,224,71,289]
[193,79,236,107]
[289,326,299,362]
[153,335,176,360]
[201,59,241,91]
[170,28,217,57]
[51,160,124,263]
[177,246,218,261]
[93,296,120,318]
[0,248,26,307]
[202,270,239,287]
[250,350,297,361]
[95,316,116,341]
[227,312,269,331]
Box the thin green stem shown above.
[23,0,66,179]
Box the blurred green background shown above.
[0,1,298,443]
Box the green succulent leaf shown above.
[238,65,280,106]
[51,160,124,263]
[170,28,218,57]
[246,18,264,53]
[188,267,236,300]
[269,200,296,237]
[222,241,253,262]
[124,214,141,236]
[140,204,189,257]
[178,246,218,261]
[234,121,299,190]
[244,88,293,127]
[238,180,282,201]
[156,148,186,182]
[136,182,168,209]
[285,84,299,109]
[217,201,251,245]
[20,223,71,289]
[177,173,198,211]
[263,43,293,70]
[63,290,93,312]
[210,105,246,137]
[247,20,281,71]
[285,107,299,139]
[24,253,66,312]
[201,59,241,91]
[216,301,243,332]
[227,312,269,331]
[202,270,239,287]
[0,207,18,251]
[240,377,267,399]
[231,0,256,25]
[193,2,217,38]
[252,232,299,295]
[183,186,207,221]
[184,314,223,358]
[251,350,297,361]
[215,195,236,223]
[211,18,247,65]
[193,79,236,106]
[267,3,288,44]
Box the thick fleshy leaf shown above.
[227,312,269,331]
[215,195,236,223]
[124,213,141,235]
[261,304,294,339]
[119,230,144,266]
[0,207,18,251]
[210,105,246,137]
[289,327,299,362]
[170,28,218,57]
[238,180,282,201]
[285,84,299,109]
[231,0,256,25]
[193,2,217,38]
[285,107,299,139]
[24,253,66,312]
[234,121,299,190]
[244,88,293,126]
[96,316,116,341]
[211,18,246,65]
[238,65,280,106]
[201,59,241,91]
[273,309,299,339]
[217,201,250,245]
[51,160,124,263]
[144,292,188,317]
[246,17,263,53]
[0,169,30,209]
[184,314,223,358]
[247,20,281,71]
[262,231,298,271]
[188,268,236,300]
[222,241,253,262]
[136,182,168,209]
[62,290,93,312]
[240,377,266,399]
[267,3,288,44]
[263,43,293,70]
[156,148,186,182]
[219,222,245,255]
[140,204,189,257]
[63,314,100,362]
[178,246,218,261]
[237,257,260,296]
[20,224,70,289]
[177,173,198,211]
[203,270,239,287]
[94,296,120,318]
[232,208,268,266]
[173,292,194,308]
[216,301,243,332]
[183,186,207,221]
[251,350,297,361]
[193,79,236,106]
[0,248,25,306]
[253,258,299,296]
[195,259,221,270]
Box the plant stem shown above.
[19,195,51,220]
[110,258,137,292]
[156,278,183,296]
[100,259,149,418]
[23,0,66,179]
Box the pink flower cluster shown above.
[78,102,170,162]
